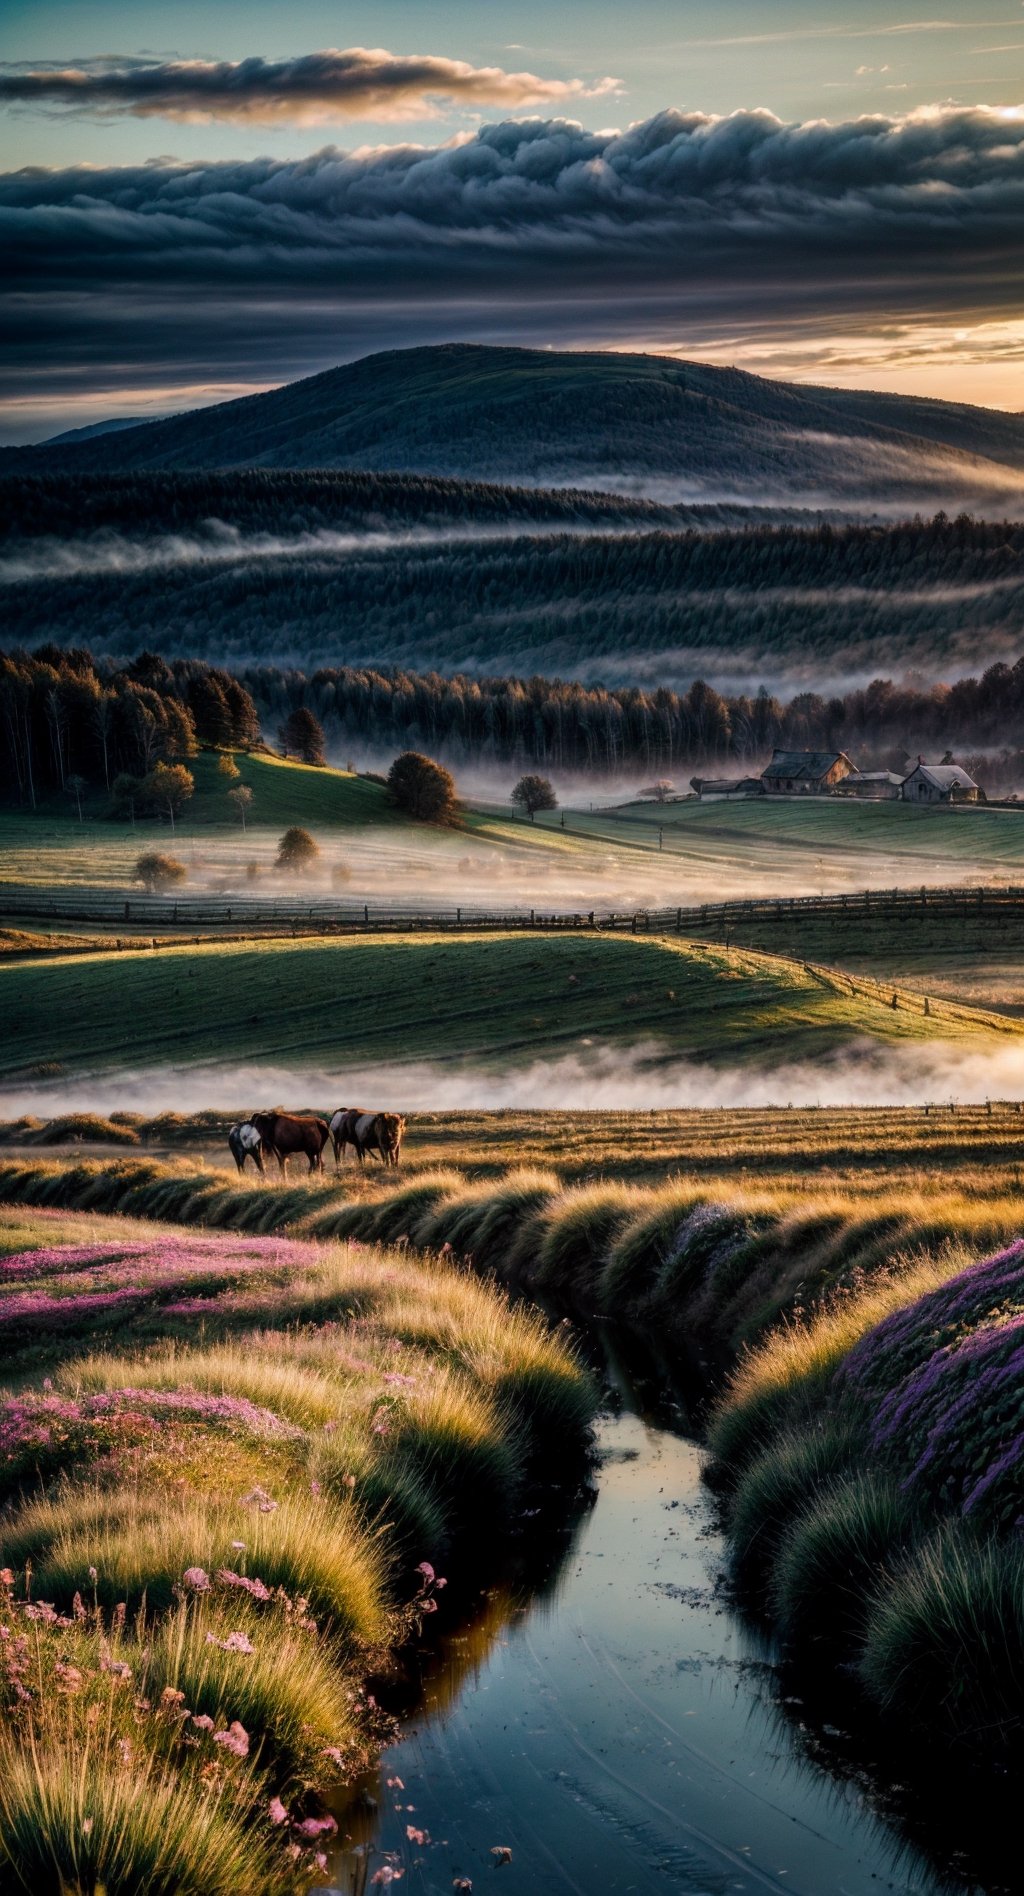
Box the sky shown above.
[2,0,1024,441]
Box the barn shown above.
[760,749,856,795]
[900,762,979,803]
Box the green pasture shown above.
[8,759,1024,907]
[536,796,1024,890]
[1,930,1018,1079]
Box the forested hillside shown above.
[5,641,1024,803]
[5,504,1024,687]
[8,345,1024,508]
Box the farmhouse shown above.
[761,749,856,795]
[900,762,979,803]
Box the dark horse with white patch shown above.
[329,1108,405,1168]
[250,1110,331,1175]
[227,1120,265,1173]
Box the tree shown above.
[387,751,458,824]
[141,762,194,832]
[65,773,88,823]
[511,774,558,821]
[638,779,675,802]
[218,752,240,780]
[279,707,326,767]
[133,852,186,892]
[228,784,254,832]
[276,826,320,873]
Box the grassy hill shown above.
[1,931,1018,1080]
[9,344,1024,508]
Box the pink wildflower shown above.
[415,1562,434,1584]
[212,1720,249,1758]
[206,1630,255,1654]
[293,1815,337,1841]
[386,1776,404,1790]
[322,1746,345,1766]
[191,1713,215,1732]
[406,1825,427,1846]
[268,1797,288,1826]
[216,1569,272,1602]
[490,1847,513,1865]
[0,1570,13,1588]
[182,1567,210,1592]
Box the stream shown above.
[322,1336,991,1896]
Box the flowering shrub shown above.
[841,1240,1024,1527]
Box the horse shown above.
[249,1110,331,1175]
[330,1108,405,1168]
[227,1121,265,1174]
[328,1107,359,1167]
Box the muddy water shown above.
[325,1360,955,1896]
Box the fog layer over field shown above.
[5,1039,1024,1118]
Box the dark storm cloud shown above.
[0,49,618,124]
[2,104,1024,404]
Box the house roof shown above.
[692,776,763,793]
[904,763,977,791]
[762,749,854,780]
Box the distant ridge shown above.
[7,344,1024,508]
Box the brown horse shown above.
[329,1108,405,1168]
[250,1110,331,1175]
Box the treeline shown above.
[241,655,1024,775]
[6,641,1024,804]
[0,470,736,543]
[0,647,259,807]
[5,509,1023,685]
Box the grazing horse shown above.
[249,1110,331,1175]
[331,1108,405,1168]
[227,1121,265,1174]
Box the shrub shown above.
[133,853,186,893]
[275,827,319,873]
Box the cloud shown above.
[4,102,1024,417]
[0,48,619,124]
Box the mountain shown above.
[8,344,1024,509]
[42,416,152,447]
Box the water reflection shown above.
[322,1328,1002,1896]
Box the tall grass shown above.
[768,1475,916,1645]
[860,1528,1024,1742]
[0,1749,275,1896]
[707,1245,975,1479]
[726,1418,862,1587]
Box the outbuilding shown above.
[690,776,765,801]
[835,770,904,801]
[760,749,856,795]
[900,762,979,804]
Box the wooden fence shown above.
[6,882,1024,935]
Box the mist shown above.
[4,1037,1024,1118]
[0,518,655,586]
